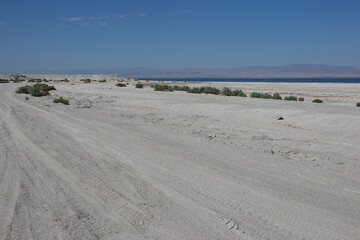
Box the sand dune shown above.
[0,81,359,239]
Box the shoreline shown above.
[142,77,360,83]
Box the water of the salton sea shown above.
[147,78,360,83]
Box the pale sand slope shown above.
[0,82,359,240]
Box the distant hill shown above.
[117,65,360,79]
[3,64,360,79]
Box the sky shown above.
[1,0,360,73]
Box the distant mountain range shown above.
[117,64,360,79]
[7,64,360,79]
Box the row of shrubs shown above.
[283,96,304,101]
[16,83,56,97]
[116,83,142,88]
[154,85,190,92]
[150,84,337,104]
[153,85,247,97]
[250,92,282,100]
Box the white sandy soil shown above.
[0,81,360,240]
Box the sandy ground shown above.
[148,81,360,106]
[0,81,360,240]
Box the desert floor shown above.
[0,81,359,240]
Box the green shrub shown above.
[27,79,43,83]
[11,79,25,83]
[185,86,220,94]
[220,87,246,97]
[356,102,360,107]
[135,83,144,88]
[201,86,220,95]
[250,92,281,100]
[60,78,69,82]
[187,87,202,94]
[220,87,232,96]
[154,85,174,91]
[99,79,106,83]
[16,84,56,97]
[232,89,247,97]
[116,83,126,87]
[0,79,10,83]
[53,97,69,105]
[172,85,190,91]
[299,97,304,101]
[251,92,271,99]
[284,96,298,101]
[272,93,282,100]
[153,85,191,92]
[312,99,323,103]
[80,79,91,84]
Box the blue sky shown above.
[1,0,360,73]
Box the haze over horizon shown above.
[1,0,360,73]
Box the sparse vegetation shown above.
[11,79,25,83]
[154,85,174,91]
[116,83,126,87]
[80,79,91,84]
[135,83,144,88]
[186,86,221,95]
[152,84,249,97]
[356,102,360,107]
[220,87,233,96]
[284,96,298,101]
[27,79,43,83]
[16,83,56,97]
[299,97,304,101]
[250,92,282,100]
[200,86,220,95]
[152,84,191,92]
[0,79,10,83]
[220,87,246,97]
[99,79,106,83]
[53,97,69,105]
[312,99,323,103]
[172,85,190,91]
[187,87,202,94]
[232,89,247,97]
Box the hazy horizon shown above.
[2,64,360,79]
